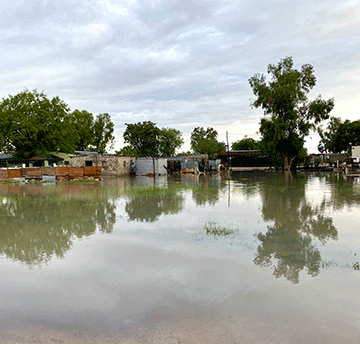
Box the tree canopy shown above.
[0,89,76,158]
[231,137,261,151]
[190,127,226,159]
[249,57,334,170]
[159,127,184,157]
[92,113,115,153]
[0,89,116,158]
[122,121,183,157]
[122,121,161,157]
[318,117,360,154]
[70,109,94,151]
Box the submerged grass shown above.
[63,179,100,183]
[204,220,236,236]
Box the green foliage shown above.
[204,220,235,236]
[159,127,184,157]
[249,57,334,170]
[190,126,225,159]
[70,109,94,151]
[0,90,116,158]
[318,117,360,154]
[116,145,138,156]
[177,150,192,156]
[0,89,76,158]
[122,122,183,157]
[92,113,115,153]
[123,121,161,157]
[231,137,261,151]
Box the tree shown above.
[159,127,184,157]
[0,89,77,158]
[318,117,360,154]
[231,137,261,151]
[116,145,138,156]
[249,57,334,170]
[70,109,94,151]
[92,113,115,153]
[190,127,226,159]
[123,121,161,157]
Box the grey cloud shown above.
[1,0,360,153]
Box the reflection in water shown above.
[0,183,116,266]
[253,173,338,283]
[191,175,221,206]
[324,173,360,209]
[0,174,352,282]
[125,185,185,222]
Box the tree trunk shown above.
[152,157,156,179]
[283,156,294,171]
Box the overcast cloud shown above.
[1,0,359,152]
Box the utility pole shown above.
[226,131,230,168]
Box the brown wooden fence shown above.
[0,166,102,182]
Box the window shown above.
[85,160,93,167]
[123,161,127,167]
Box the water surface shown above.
[0,173,359,343]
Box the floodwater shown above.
[0,172,359,344]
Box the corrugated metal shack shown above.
[70,153,134,176]
[136,158,167,176]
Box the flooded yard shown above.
[0,172,359,343]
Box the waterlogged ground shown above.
[0,173,359,343]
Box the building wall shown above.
[352,146,360,159]
[70,154,134,176]
[136,158,167,176]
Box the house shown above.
[70,153,135,177]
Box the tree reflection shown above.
[191,175,221,206]
[325,173,360,210]
[125,186,185,222]
[254,173,338,283]
[0,188,116,266]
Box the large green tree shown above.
[0,89,77,159]
[122,121,161,157]
[231,137,261,151]
[190,127,226,159]
[92,113,115,153]
[70,109,94,151]
[318,117,360,154]
[121,122,183,158]
[249,57,334,170]
[159,127,184,157]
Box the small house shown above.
[70,153,135,176]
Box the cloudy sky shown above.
[1,0,359,153]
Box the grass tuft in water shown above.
[204,220,236,236]
[64,179,100,183]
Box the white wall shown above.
[352,146,360,159]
